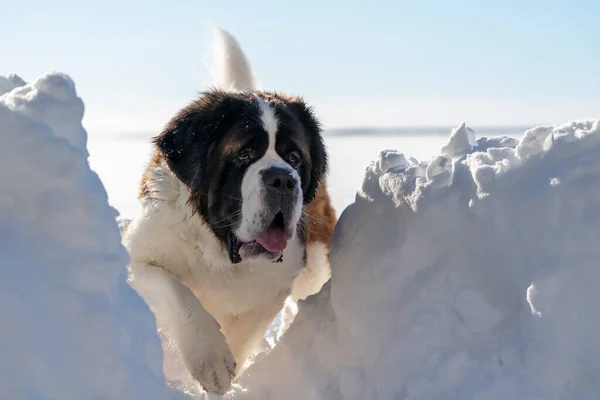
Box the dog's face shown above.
[154,90,327,264]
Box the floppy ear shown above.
[154,109,206,189]
[287,98,328,204]
[153,90,244,190]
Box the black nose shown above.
[262,167,298,195]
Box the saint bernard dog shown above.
[122,27,336,395]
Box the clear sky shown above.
[2,0,599,133]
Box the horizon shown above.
[102,124,534,139]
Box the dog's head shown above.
[154,89,327,264]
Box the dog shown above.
[122,26,336,395]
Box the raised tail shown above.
[211,25,257,91]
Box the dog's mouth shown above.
[228,211,288,264]
[255,212,287,252]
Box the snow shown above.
[3,72,600,400]
[0,73,167,399]
[234,118,600,400]
[0,73,26,96]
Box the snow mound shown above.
[238,119,600,399]
[0,73,26,96]
[0,72,88,155]
[0,73,167,399]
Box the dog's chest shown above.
[187,238,305,318]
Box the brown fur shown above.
[303,180,336,247]
[138,149,162,199]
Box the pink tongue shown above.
[256,226,287,253]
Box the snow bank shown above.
[4,71,598,400]
[0,73,167,399]
[237,119,600,399]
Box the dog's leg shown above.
[291,241,332,303]
[220,292,288,376]
[278,241,332,339]
[127,262,236,396]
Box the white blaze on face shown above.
[236,98,303,243]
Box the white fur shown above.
[235,99,303,242]
[290,241,331,303]
[212,25,256,91]
[258,97,278,149]
[278,241,332,339]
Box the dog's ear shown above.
[153,108,205,189]
[286,97,328,204]
[153,90,244,190]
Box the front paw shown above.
[183,340,237,395]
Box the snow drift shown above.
[3,72,600,400]
[0,73,167,399]
[236,119,600,399]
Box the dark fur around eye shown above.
[286,150,302,169]
[238,149,251,161]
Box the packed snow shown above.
[0,73,167,399]
[234,119,600,399]
[3,72,600,400]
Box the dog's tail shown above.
[211,25,256,91]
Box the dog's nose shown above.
[262,167,297,195]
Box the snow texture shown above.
[3,71,600,400]
[236,118,600,400]
[0,73,167,399]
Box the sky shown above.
[2,0,599,134]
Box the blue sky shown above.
[2,0,599,133]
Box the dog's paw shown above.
[184,342,237,395]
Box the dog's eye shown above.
[287,151,301,168]
[238,149,251,161]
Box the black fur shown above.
[153,89,328,256]
[283,98,327,204]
